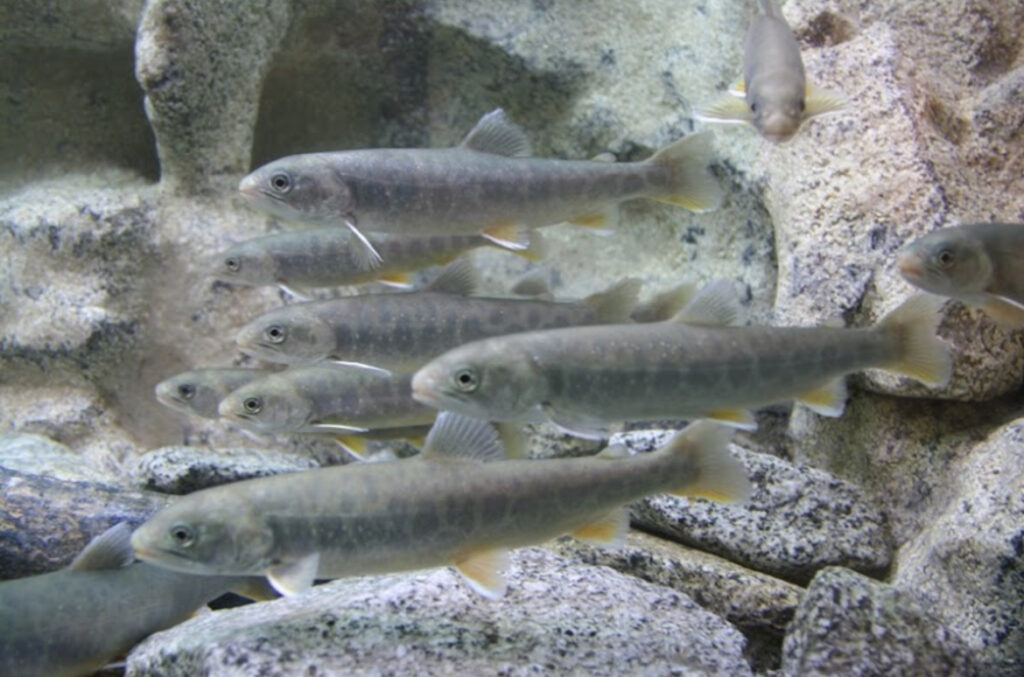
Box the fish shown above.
[694,0,847,142]
[897,222,1024,327]
[209,228,547,294]
[238,108,722,268]
[155,367,270,419]
[410,282,952,438]
[130,412,751,599]
[235,259,641,371]
[0,523,272,677]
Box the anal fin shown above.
[482,221,530,250]
[571,508,629,547]
[266,552,320,597]
[335,435,368,461]
[796,378,847,417]
[703,408,757,431]
[452,547,510,599]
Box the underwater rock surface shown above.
[1,0,1023,674]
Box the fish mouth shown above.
[238,174,261,198]
[410,371,441,407]
[896,251,925,281]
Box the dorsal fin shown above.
[70,523,134,571]
[426,258,478,296]
[671,279,740,326]
[459,109,532,157]
[421,412,505,462]
[510,270,552,299]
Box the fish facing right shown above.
[897,222,1024,327]
[694,0,847,142]
[130,412,751,599]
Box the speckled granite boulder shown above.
[126,547,754,676]
[781,566,978,677]
[131,445,319,494]
[618,430,892,585]
[0,433,115,485]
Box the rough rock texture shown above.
[131,445,319,494]
[893,419,1024,675]
[0,433,116,484]
[126,547,754,676]
[782,566,978,677]
[618,430,892,585]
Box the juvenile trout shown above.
[130,413,751,599]
[239,109,722,267]
[235,260,640,370]
[694,0,846,142]
[897,223,1024,327]
[155,367,270,419]
[411,284,951,437]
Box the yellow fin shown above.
[660,421,752,503]
[335,436,367,460]
[404,435,427,448]
[647,132,723,213]
[230,579,279,602]
[452,547,510,599]
[728,77,746,96]
[796,378,847,417]
[378,272,411,286]
[482,221,530,250]
[703,408,757,431]
[571,508,629,547]
[981,296,1024,328]
[500,230,547,262]
[804,82,849,118]
[878,294,951,387]
[266,553,319,597]
[569,212,610,228]
[693,94,754,125]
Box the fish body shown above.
[897,223,1024,326]
[210,229,544,291]
[0,524,263,677]
[130,413,751,598]
[218,365,433,435]
[411,288,951,436]
[694,0,846,142]
[235,263,640,370]
[155,368,269,419]
[239,109,721,265]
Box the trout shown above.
[155,368,270,420]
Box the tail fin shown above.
[758,0,785,19]
[585,278,642,322]
[659,421,752,503]
[647,132,723,213]
[877,294,952,387]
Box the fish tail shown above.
[758,0,785,19]
[877,294,952,387]
[660,421,752,503]
[585,278,642,322]
[647,132,723,213]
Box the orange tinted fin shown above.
[571,508,629,547]
[378,272,411,286]
[482,221,530,250]
[452,547,510,599]
[796,378,847,417]
[703,408,756,430]
[569,212,610,228]
[878,294,951,387]
[335,436,367,461]
[660,421,752,503]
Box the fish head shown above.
[217,379,312,433]
[748,76,804,143]
[239,154,355,224]
[155,372,224,419]
[131,496,275,576]
[208,241,277,287]
[897,229,993,296]
[411,339,545,421]
[236,307,335,365]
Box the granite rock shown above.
[781,566,977,677]
[131,445,319,494]
[126,547,754,676]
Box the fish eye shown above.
[170,523,196,548]
[750,102,758,113]
[177,383,196,400]
[264,325,287,344]
[799,100,806,112]
[453,368,478,392]
[937,249,956,268]
[225,256,241,272]
[243,397,263,414]
[269,172,292,193]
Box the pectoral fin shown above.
[482,221,531,250]
[543,406,614,440]
[671,279,740,326]
[452,547,510,599]
[803,83,849,119]
[329,360,393,376]
[343,218,384,270]
[459,109,532,157]
[426,258,479,296]
[335,435,368,461]
[568,210,614,229]
[266,553,320,597]
[728,77,746,96]
[796,378,847,417]
[378,272,413,288]
[703,408,757,430]
[693,94,754,125]
[70,523,134,571]
[571,508,629,547]
[981,296,1024,328]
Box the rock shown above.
[130,445,319,494]
[892,418,1024,675]
[781,566,978,677]
[618,429,892,585]
[0,468,170,578]
[0,433,116,485]
[126,547,754,676]
[548,530,802,673]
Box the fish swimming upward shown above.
[410,282,952,438]
[0,523,271,677]
[238,108,723,268]
[897,222,1024,327]
[235,259,641,371]
[694,0,847,142]
[209,228,546,295]
[155,367,270,420]
[130,412,751,599]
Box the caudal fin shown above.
[647,131,724,213]
[659,421,752,503]
[877,294,952,387]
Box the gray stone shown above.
[893,418,1024,675]
[130,445,319,494]
[0,468,170,578]
[0,433,116,485]
[781,566,978,677]
[126,547,753,676]
[618,429,892,585]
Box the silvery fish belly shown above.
[411,284,951,437]
[897,222,1024,327]
[130,413,752,599]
